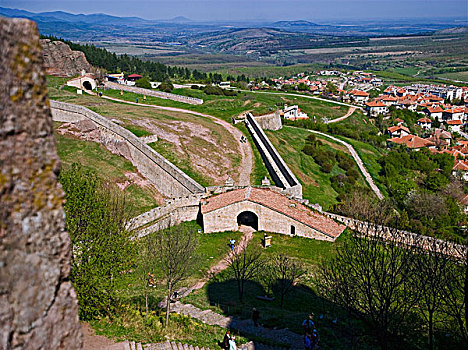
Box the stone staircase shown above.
[105,340,288,350]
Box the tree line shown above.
[40,35,251,84]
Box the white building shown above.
[280,105,309,120]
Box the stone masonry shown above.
[50,100,205,198]
[104,81,203,105]
[0,18,82,350]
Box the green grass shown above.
[55,132,158,215]
[265,127,370,210]
[182,231,360,349]
[124,124,153,137]
[90,308,249,348]
[97,86,345,124]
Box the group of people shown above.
[239,136,247,143]
[302,315,319,350]
[223,330,237,350]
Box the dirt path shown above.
[325,106,356,124]
[97,94,253,186]
[82,322,116,350]
[191,225,254,291]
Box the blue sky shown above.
[0,0,467,21]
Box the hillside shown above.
[41,39,93,76]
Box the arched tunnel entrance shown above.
[237,211,258,230]
[82,80,93,90]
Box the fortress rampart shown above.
[104,81,204,105]
[50,100,205,198]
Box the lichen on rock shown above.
[0,17,82,350]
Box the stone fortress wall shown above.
[246,113,302,198]
[325,212,467,259]
[126,194,205,238]
[104,81,204,105]
[50,100,205,198]
[233,110,283,131]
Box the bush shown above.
[321,162,333,173]
[135,77,151,89]
[223,89,237,96]
[203,85,224,95]
[302,144,317,157]
[159,82,174,93]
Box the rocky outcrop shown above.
[0,18,82,350]
[41,38,93,77]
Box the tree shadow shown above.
[205,277,368,349]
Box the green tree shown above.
[60,164,134,320]
[159,82,174,93]
[135,77,152,89]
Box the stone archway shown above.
[237,211,258,230]
[82,80,93,90]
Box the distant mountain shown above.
[435,26,468,34]
[170,16,192,23]
[0,7,149,25]
[272,20,320,27]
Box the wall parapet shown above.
[50,100,205,198]
[324,212,467,259]
[104,81,203,105]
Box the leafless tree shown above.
[444,240,468,343]
[227,243,263,301]
[318,208,418,350]
[411,237,454,350]
[152,224,199,327]
[271,254,306,308]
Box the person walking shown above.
[304,333,312,350]
[229,239,236,251]
[252,308,260,327]
[223,330,231,350]
[302,314,315,333]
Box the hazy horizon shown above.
[1,0,467,22]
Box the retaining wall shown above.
[104,81,203,105]
[246,113,302,198]
[126,194,204,238]
[50,100,205,198]
[233,111,282,131]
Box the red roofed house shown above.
[443,108,465,123]
[417,117,432,130]
[366,100,388,117]
[452,160,468,181]
[349,90,370,104]
[424,106,444,122]
[127,73,143,81]
[381,95,398,106]
[387,134,435,150]
[446,119,462,133]
[387,125,410,138]
[201,187,346,241]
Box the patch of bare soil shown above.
[82,322,115,350]
[117,172,165,206]
[131,118,240,185]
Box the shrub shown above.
[203,85,224,95]
[135,77,151,89]
[321,162,333,173]
[159,82,174,93]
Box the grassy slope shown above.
[183,231,356,349]
[266,126,369,210]
[55,132,158,216]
